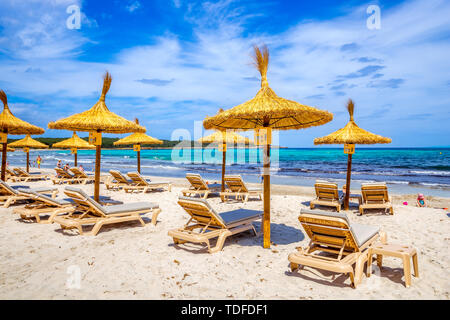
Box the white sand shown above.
[0,169,449,299]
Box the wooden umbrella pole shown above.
[263,142,271,248]
[74,152,77,167]
[344,153,352,210]
[1,142,7,181]
[137,147,141,173]
[221,146,226,192]
[94,132,101,202]
[26,151,29,172]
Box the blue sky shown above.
[0,0,449,147]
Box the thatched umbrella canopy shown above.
[203,46,333,248]
[314,99,391,210]
[0,90,45,180]
[48,72,145,201]
[113,119,163,173]
[9,134,49,172]
[52,132,95,166]
[7,147,14,152]
[198,130,252,192]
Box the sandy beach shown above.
[0,168,448,300]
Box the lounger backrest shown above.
[109,170,129,184]
[177,196,226,228]
[361,183,389,204]
[70,168,87,178]
[299,208,360,252]
[55,167,73,178]
[314,181,339,201]
[6,167,17,176]
[64,187,106,217]
[185,173,208,190]
[224,175,248,193]
[14,167,29,177]
[127,172,147,186]
[0,180,18,195]
[18,189,62,207]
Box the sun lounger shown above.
[288,208,387,288]
[13,190,75,223]
[123,171,172,193]
[168,197,262,253]
[181,173,221,199]
[5,167,25,182]
[0,180,58,208]
[51,167,77,184]
[105,170,134,190]
[219,175,262,202]
[359,183,394,215]
[70,167,94,184]
[13,167,48,182]
[52,187,161,235]
[310,180,343,212]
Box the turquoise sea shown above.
[7,147,450,197]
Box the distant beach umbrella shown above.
[113,119,163,173]
[314,99,391,210]
[8,134,49,172]
[52,132,95,166]
[203,45,333,248]
[48,72,145,201]
[0,90,45,180]
[198,130,252,192]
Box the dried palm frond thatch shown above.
[0,90,45,135]
[52,132,95,149]
[203,46,333,130]
[314,99,391,145]
[48,72,145,134]
[8,134,49,149]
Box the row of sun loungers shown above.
[6,167,49,182]
[310,180,394,215]
[1,173,415,288]
[105,170,172,192]
[181,173,262,202]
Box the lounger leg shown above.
[244,194,249,203]
[367,251,373,277]
[168,184,172,192]
[203,192,209,199]
[90,221,105,236]
[354,252,367,286]
[290,262,299,272]
[379,231,388,244]
[376,254,383,270]
[151,209,161,226]
[348,272,356,288]
[390,206,394,215]
[412,253,419,278]
[310,203,315,209]
[209,230,232,253]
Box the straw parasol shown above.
[198,130,252,192]
[203,46,333,248]
[0,90,45,180]
[52,132,95,166]
[8,134,49,172]
[7,147,14,152]
[48,72,145,201]
[314,99,391,210]
[113,119,163,173]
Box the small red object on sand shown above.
[403,201,408,205]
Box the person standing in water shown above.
[36,155,42,169]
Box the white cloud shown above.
[126,1,141,13]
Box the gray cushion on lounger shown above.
[247,187,262,192]
[178,196,214,211]
[19,189,73,206]
[28,187,57,194]
[103,202,158,215]
[65,186,105,213]
[219,208,262,225]
[350,223,380,247]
